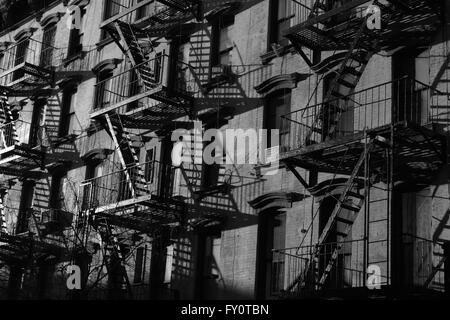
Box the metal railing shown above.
[272,235,449,296]
[0,38,100,85]
[281,77,449,152]
[402,234,447,291]
[285,0,314,27]
[271,239,366,296]
[92,54,197,112]
[0,120,41,150]
[81,160,178,210]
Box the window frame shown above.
[210,15,235,68]
[264,89,291,150]
[59,86,77,137]
[268,0,294,50]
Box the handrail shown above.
[272,238,365,254]
[82,159,167,184]
[292,76,412,118]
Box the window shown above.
[40,24,56,67]
[164,245,174,284]
[13,38,29,80]
[50,172,67,210]
[127,68,140,111]
[133,247,146,283]
[104,0,121,20]
[100,0,121,41]
[265,89,291,150]
[154,52,162,83]
[144,148,155,184]
[268,0,293,49]
[67,9,85,58]
[17,181,35,233]
[135,0,151,21]
[211,16,234,67]
[202,146,220,188]
[256,211,286,298]
[29,99,45,147]
[270,213,286,294]
[82,160,103,211]
[59,87,77,137]
[94,69,114,109]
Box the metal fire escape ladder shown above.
[105,113,136,198]
[113,113,148,197]
[305,8,379,145]
[107,20,159,93]
[0,96,19,147]
[114,21,148,66]
[313,139,376,289]
[0,193,7,234]
[100,218,134,299]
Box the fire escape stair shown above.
[313,140,375,290]
[105,113,147,199]
[285,139,377,294]
[305,13,378,145]
[97,219,134,299]
[0,97,46,175]
[285,0,442,52]
[106,19,193,110]
[0,196,7,234]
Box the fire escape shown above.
[272,0,449,298]
[79,0,244,297]
[79,0,205,298]
[0,36,94,296]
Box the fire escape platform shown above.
[0,232,67,265]
[0,145,45,175]
[0,62,53,82]
[118,103,187,131]
[280,122,446,184]
[90,86,192,119]
[281,285,448,300]
[92,195,184,232]
[93,194,184,217]
[100,0,199,38]
[284,0,442,51]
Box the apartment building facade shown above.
[0,0,448,300]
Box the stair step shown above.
[342,66,362,77]
[346,191,365,200]
[330,91,349,100]
[336,216,354,225]
[340,202,361,212]
[337,78,357,89]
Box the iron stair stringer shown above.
[313,138,377,290]
[305,16,379,145]
[113,113,148,197]
[0,190,7,234]
[105,113,136,198]
[99,218,134,299]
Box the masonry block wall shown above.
[0,0,448,300]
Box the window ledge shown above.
[260,44,294,64]
[62,51,86,67]
[95,37,115,50]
